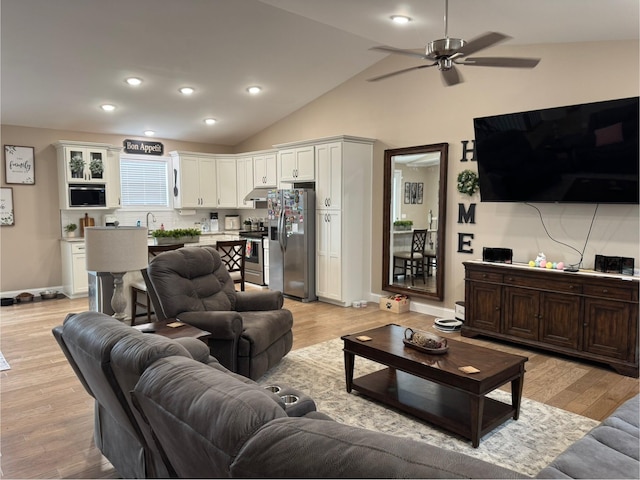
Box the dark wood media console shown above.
[462,261,639,377]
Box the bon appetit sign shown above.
[123,139,164,156]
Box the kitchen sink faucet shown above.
[146,212,156,231]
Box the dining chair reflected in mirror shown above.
[393,229,428,286]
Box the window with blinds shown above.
[120,156,169,207]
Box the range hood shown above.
[244,187,271,202]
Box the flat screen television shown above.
[473,97,639,204]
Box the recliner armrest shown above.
[177,311,243,340]
[235,290,284,311]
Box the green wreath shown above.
[457,169,479,196]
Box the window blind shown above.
[120,157,169,207]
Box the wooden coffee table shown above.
[132,319,211,343]
[341,323,528,447]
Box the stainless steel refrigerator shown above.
[267,189,316,302]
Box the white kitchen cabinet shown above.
[54,140,112,209]
[315,142,343,210]
[311,136,375,307]
[316,210,342,301]
[61,145,108,183]
[106,146,121,208]
[278,145,314,182]
[253,151,277,187]
[61,241,88,298]
[216,157,238,208]
[170,152,218,208]
[236,156,255,209]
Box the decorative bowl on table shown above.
[403,327,448,354]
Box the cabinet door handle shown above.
[494,306,500,311]
[482,274,488,278]
[602,289,609,293]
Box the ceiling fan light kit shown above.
[369,0,540,86]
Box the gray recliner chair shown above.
[52,311,211,478]
[145,246,294,380]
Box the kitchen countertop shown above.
[61,231,241,245]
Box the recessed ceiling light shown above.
[100,104,116,111]
[125,77,143,86]
[246,86,262,95]
[204,118,217,125]
[144,130,155,137]
[390,15,411,24]
[179,87,195,95]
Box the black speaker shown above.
[482,247,513,264]
[595,255,635,275]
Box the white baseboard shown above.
[1,285,65,299]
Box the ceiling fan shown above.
[368,0,540,86]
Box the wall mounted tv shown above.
[473,97,639,204]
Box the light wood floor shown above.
[1,296,638,479]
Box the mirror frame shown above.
[382,143,448,301]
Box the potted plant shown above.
[64,223,78,237]
[69,155,85,179]
[393,220,413,231]
[152,228,201,245]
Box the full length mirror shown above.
[382,143,448,300]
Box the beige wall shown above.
[0,125,232,293]
[235,40,640,309]
[2,40,639,310]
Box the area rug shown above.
[258,338,599,477]
[0,351,10,371]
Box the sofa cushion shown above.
[231,417,526,478]
[537,394,640,479]
[132,356,287,478]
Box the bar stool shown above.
[130,243,183,325]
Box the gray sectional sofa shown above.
[55,311,639,478]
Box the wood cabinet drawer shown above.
[503,274,582,294]
[584,284,634,301]
[71,243,86,254]
[467,270,502,282]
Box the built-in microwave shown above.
[69,184,106,208]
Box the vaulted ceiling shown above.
[2,0,638,145]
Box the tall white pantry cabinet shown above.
[277,135,374,307]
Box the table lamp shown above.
[85,226,148,322]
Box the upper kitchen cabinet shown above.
[216,156,238,208]
[253,151,277,187]
[54,140,113,210]
[315,142,343,210]
[57,142,108,183]
[237,155,255,209]
[170,151,218,208]
[106,146,122,208]
[277,145,314,182]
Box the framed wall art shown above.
[1,187,15,226]
[4,145,35,184]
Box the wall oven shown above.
[240,230,267,285]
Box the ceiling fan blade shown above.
[460,56,541,68]
[455,32,511,57]
[441,66,463,86]
[367,64,436,82]
[370,46,428,60]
